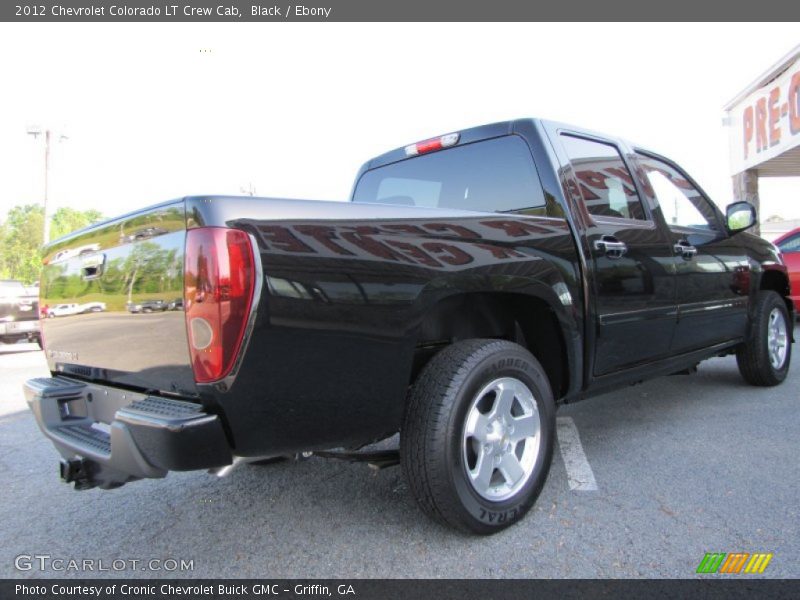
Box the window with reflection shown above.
[777,233,800,253]
[353,136,547,213]
[560,134,646,221]
[636,153,719,231]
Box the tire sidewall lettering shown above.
[763,297,791,377]
[447,348,554,529]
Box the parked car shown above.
[773,227,800,314]
[0,280,41,346]
[79,302,107,314]
[168,298,184,311]
[126,299,168,313]
[47,303,81,318]
[25,118,794,534]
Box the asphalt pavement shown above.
[1,331,798,579]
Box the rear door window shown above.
[353,136,546,213]
[560,134,647,221]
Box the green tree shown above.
[0,205,44,284]
[51,207,104,240]
[0,205,104,284]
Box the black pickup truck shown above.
[25,119,794,534]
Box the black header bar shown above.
[3,0,800,22]
[3,579,800,600]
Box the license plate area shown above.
[58,396,89,420]
[44,380,148,425]
[7,320,38,333]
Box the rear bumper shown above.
[24,377,232,489]
[0,319,40,336]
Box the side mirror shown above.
[726,201,757,234]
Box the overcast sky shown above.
[0,23,798,224]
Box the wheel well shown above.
[760,269,793,315]
[412,293,569,399]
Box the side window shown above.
[560,134,647,221]
[636,154,719,231]
[0,281,26,298]
[777,234,800,253]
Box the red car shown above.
[774,227,800,314]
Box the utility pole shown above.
[43,129,51,244]
[27,126,67,245]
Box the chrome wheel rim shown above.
[767,308,788,369]
[462,377,541,502]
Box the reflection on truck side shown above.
[242,216,570,271]
[42,239,184,311]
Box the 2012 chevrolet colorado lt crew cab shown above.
[25,119,794,534]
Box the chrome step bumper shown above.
[24,377,232,490]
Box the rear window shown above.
[353,136,546,213]
[0,281,27,298]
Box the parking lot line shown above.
[556,416,598,491]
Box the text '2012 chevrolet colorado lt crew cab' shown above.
[25,119,794,534]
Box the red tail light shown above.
[404,132,460,156]
[184,227,256,383]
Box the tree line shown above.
[0,204,103,284]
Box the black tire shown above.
[736,291,792,386]
[401,339,556,535]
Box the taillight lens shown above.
[404,132,460,156]
[184,227,256,383]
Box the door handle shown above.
[673,240,697,260]
[594,236,627,259]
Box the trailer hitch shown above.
[59,458,97,490]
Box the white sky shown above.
[0,23,798,223]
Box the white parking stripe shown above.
[556,416,598,491]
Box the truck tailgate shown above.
[40,199,197,396]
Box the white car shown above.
[47,303,81,318]
[79,302,106,313]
